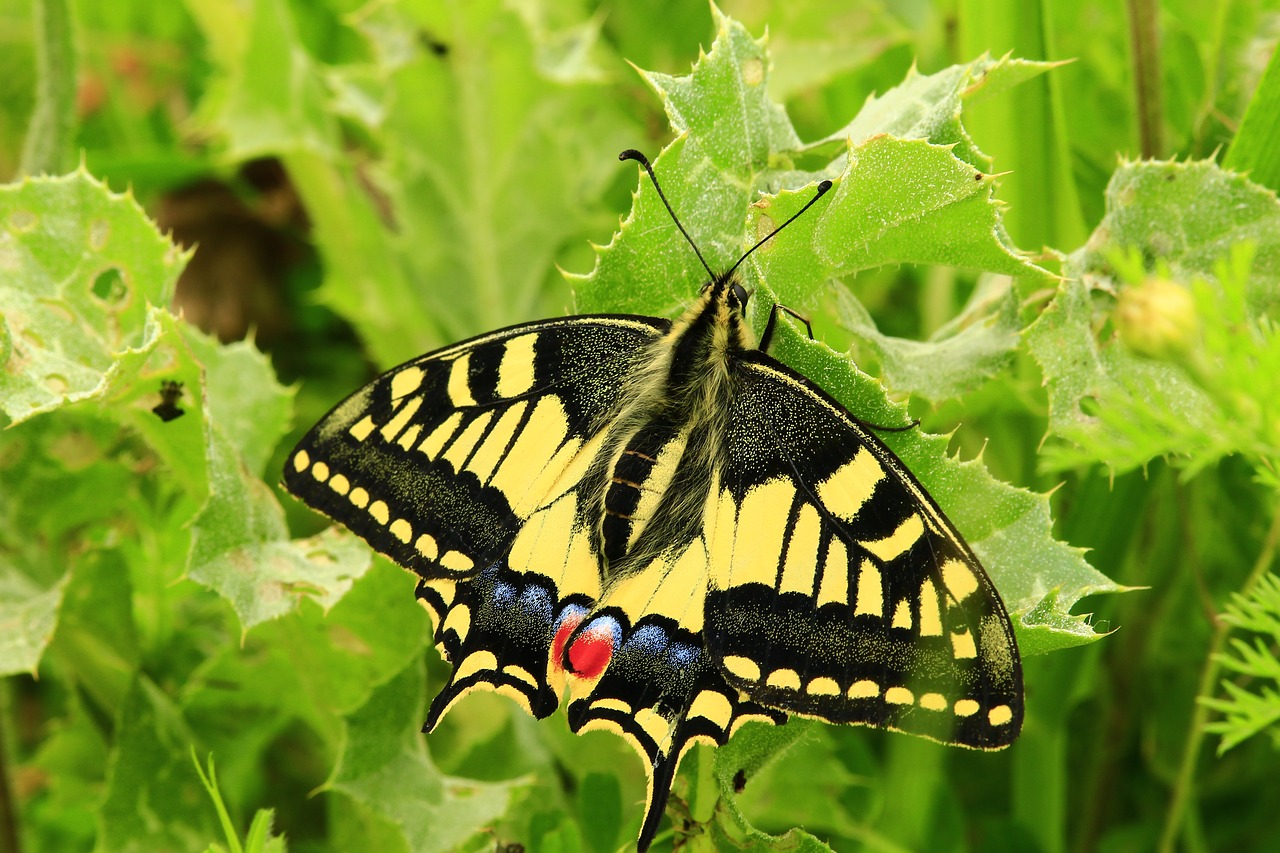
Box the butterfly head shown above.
[620,148,830,312]
[700,270,751,311]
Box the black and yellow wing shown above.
[705,352,1022,747]
[284,315,667,722]
[558,537,787,848]
[547,347,1022,848]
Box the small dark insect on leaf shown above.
[418,30,450,57]
[152,380,185,422]
[733,769,748,793]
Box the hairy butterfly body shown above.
[284,151,1023,851]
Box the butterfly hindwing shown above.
[703,353,1023,748]
[419,420,622,726]
[284,315,668,720]
[556,535,786,844]
[543,340,1022,847]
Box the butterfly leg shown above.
[758,303,813,353]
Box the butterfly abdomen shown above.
[602,419,688,562]
[590,279,751,572]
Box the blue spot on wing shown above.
[583,614,624,650]
[628,623,669,654]
[667,642,699,668]
[491,575,516,606]
[520,585,553,620]
[621,623,701,670]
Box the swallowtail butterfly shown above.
[285,150,1023,851]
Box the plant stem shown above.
[20,0,77,176]
[1126,0,1163,158]
[1015,689,1067,853]
[0,680,19,853]
[876,735,943,850]
[1158,501,1280,853]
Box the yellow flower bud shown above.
[1115,278,1198,360]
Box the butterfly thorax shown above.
[592,275,752,574]
[662,274,752,396]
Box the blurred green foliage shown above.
[2,1,1280,852]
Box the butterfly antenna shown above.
[724,178,833,280]
[620,149,715,279]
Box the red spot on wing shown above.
[568,634,613,679]
[552,610,619,680]
[567,620,617,679]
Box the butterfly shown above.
[284,149,1023,851]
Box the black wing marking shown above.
[703,353,1023,749]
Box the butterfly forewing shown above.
[284,315,668,720]
[285,316,666,578]
[703,354,1023,748]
